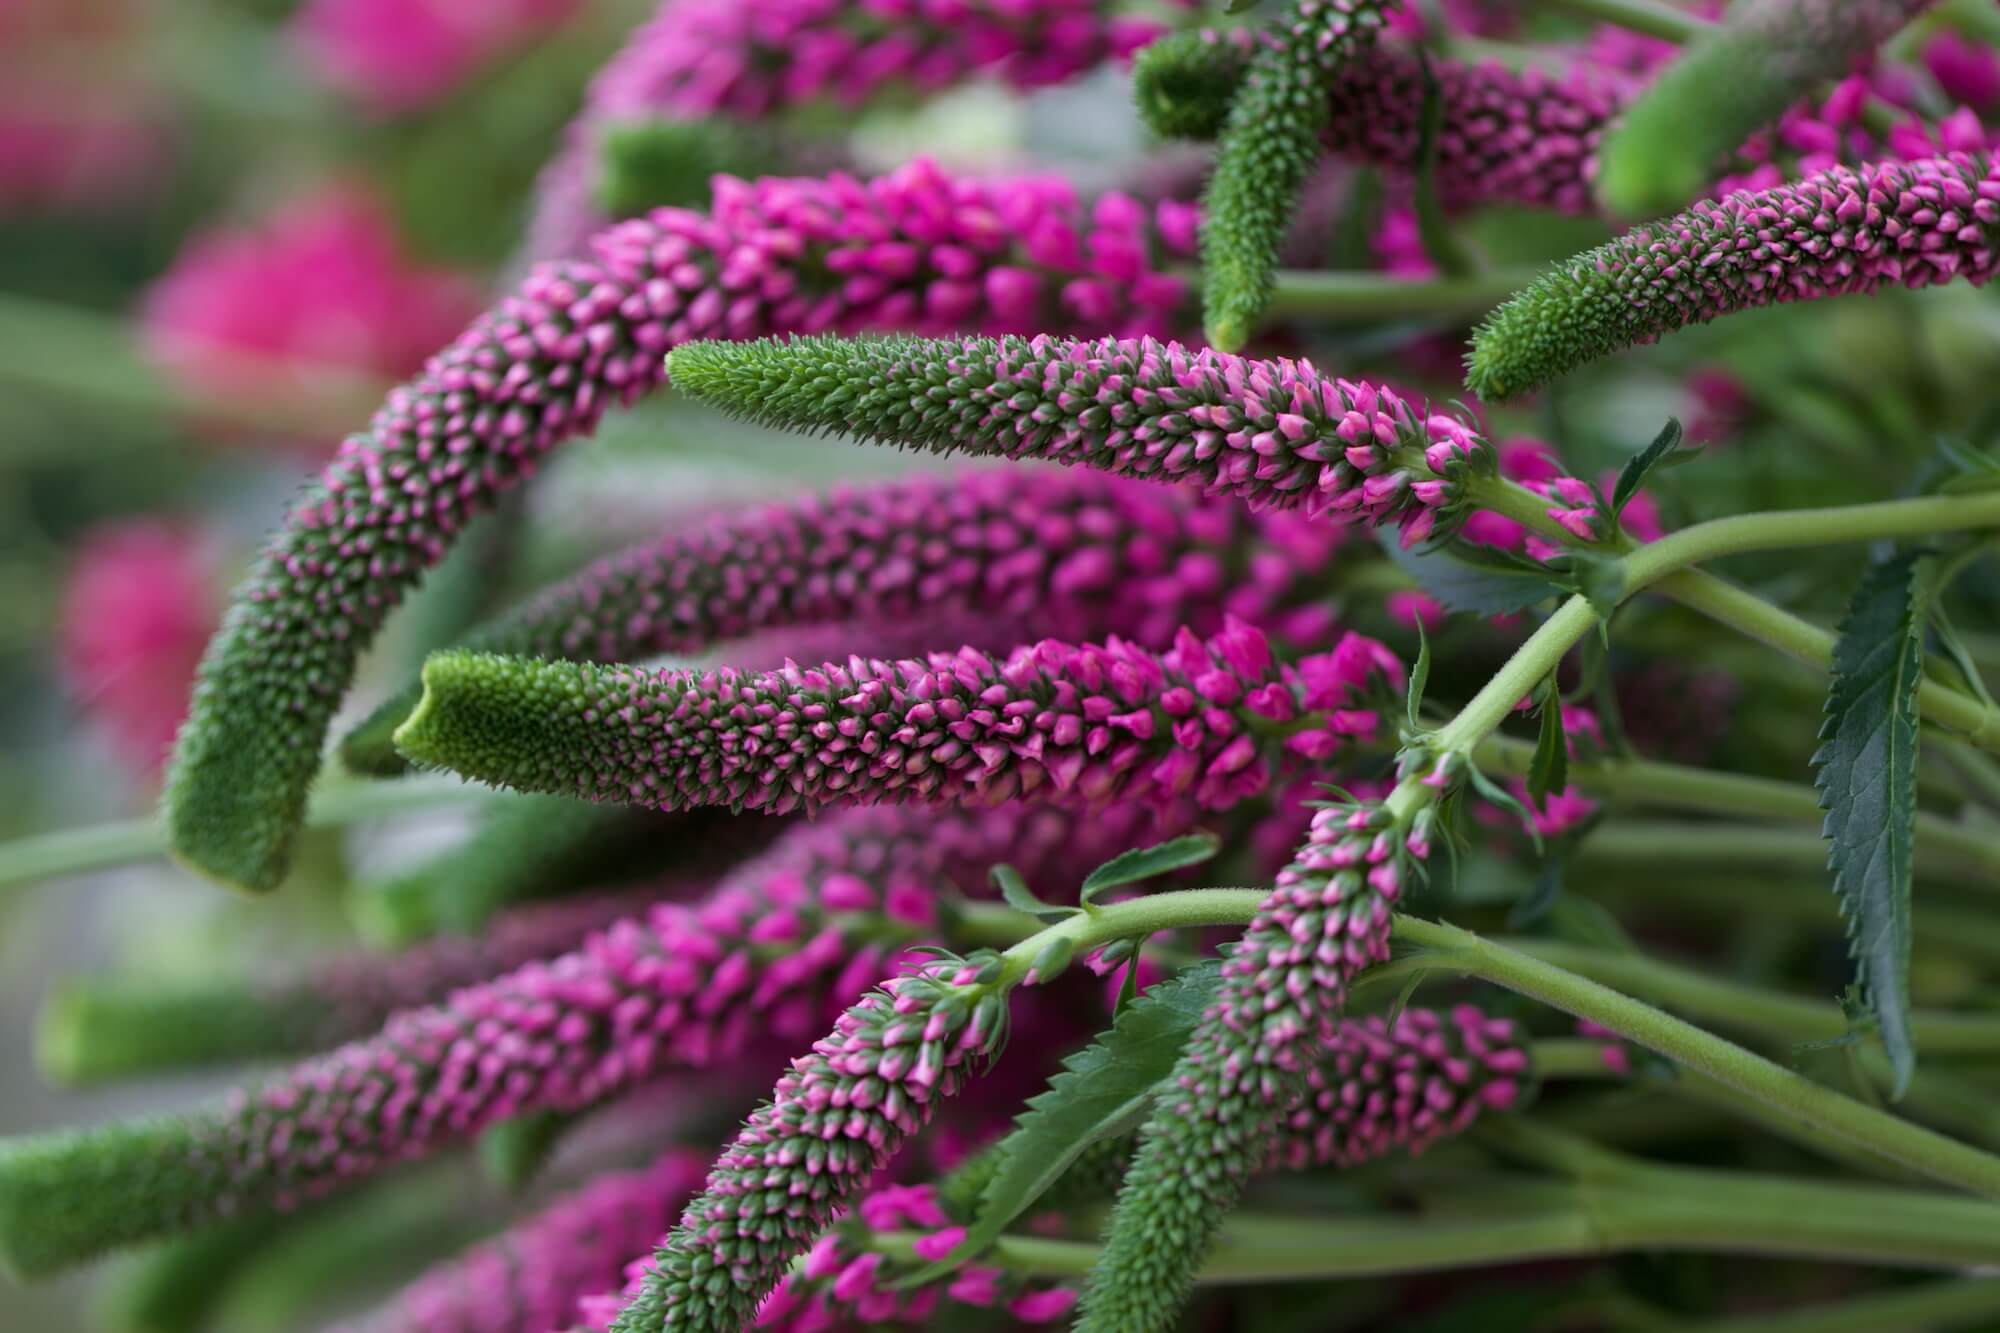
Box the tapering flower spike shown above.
[37,885,680,1084]
[1138,29,1624,217]
[335,1148,711,1333]
[342,466,1354,773]
[0,805,1132,1277]
[1594,0,1940,216]
[393,619,1402,820]
[162,160,1198,894]
[1075,791,1435,1332]
[600,952,1013,1332]
[1200,0,1392,351]
[665,333,1493,540]
[525,0,1180,256]
[1467,152,2000,401]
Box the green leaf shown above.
[896,963,1222,1287]
[1611,417,1693,517]
[1527,677,1569,811]
[1380,536,1566,616]
[991,864,1077,926]
[1080,833,1223,908]
[1406,619,1432,730]
[1566,551,1626,627]
[1813,552,1930,1097]
[1467,764,1542,854]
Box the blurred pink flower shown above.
[0,0,169,212]
[59,521,221,780]
[140,184,481,426]
[293,0,584,112]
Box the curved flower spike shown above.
[1467,152,2000,401]
[0,805,1129,1278]
[1076,794,1431,1332]
[1595,0,1939,216]
[602,953,1013,1332]
[665,333,1491,540]
[37,886,677,1084]
[1138,29,1622,217]
[335,1148,712,1333]
[1201,0,1393,350]
[342,466,1354,774]
[393,620,1402,819]
[161,160,1197,894]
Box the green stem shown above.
[1390,916,2000,1196]
[1256,267,1535,324]
[1522,1037,1623,1081]
[1477,734,2000,883]
[873,1165,2000,1277]
[1570,816,2000,887]
[0,774,491,894]
[1536,0,1705,42]
[1467,477,2000,750]
[1680,1278,2000,1333]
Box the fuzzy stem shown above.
[0,774,489,895]
[1682,1278,2000,1333]
[874,1166,2000,1275]
[1524,1037,1626,1080]
[1390,916,2000,1196]
[1465,476,2000,750]
[1571,817,2000,884]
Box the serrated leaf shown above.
[1813,552,1929,1097]
[1380,536,1566,616]
[1080,833,1223,908]
[896,963,1223,1286]
[1611,417,1691,517]
[991,863,1076,926]
[1527,678,1569,811]
[1406,619,1432,730]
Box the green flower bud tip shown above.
[1594,0,1940,218]
[1200,0,1392,354]
[0,1119,215,1280]
[35,982,316,1086]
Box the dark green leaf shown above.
[1569,552,1626,627]
[1813,552,1929,1097]
[1410,53,1475,277]
[1079,833,1222,907]
[1507,847,1566,930]
[896,963,1222,1286]
[1527,678,1569,811]
[1114,955,1142,1016]
[991,864,1076,926]
[1611,417,1690,517]
[1380,537,1566,616]
[1467,765,1541,854]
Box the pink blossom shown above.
[293,0,584,112]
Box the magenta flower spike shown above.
[341,465,1357,773]
[336,1147,712,1333]
[1469,151,2000,400]
[664,333,1495,541]
[39,885,686,1084]
[0,805,1143,1277]
[161,159,1200,894]
[526,0,1181,255]
[599,952,1014,1332]
[393,618,1404,820]
[1074,792,1433,1331]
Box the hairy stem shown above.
[1391,916,2000,1196]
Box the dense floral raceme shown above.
[341,466,1355,773]
[1076,790,1440,1332]
[0,805,1150,1273]
[394,618,1403,819]
[665,333,1494,543]
[1594,0,1941,215]
[336,1147,712,1333]
[38,885,682,1083]
[526,0,1183,255]
[161,159,1200,894]
[1467,152,2000,401]
[602,950,1013,1331]
[1200,0,1391,351]
[1137,29,1625,216]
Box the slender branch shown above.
[1680,1278,2000,1333]
[1535,0,1706,42]
[0,775,492,894]
[1257,267,1536,323]
[1390,916,2000,1196]
[1570,817,2000,888]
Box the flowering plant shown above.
[9,1,2000,1330]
